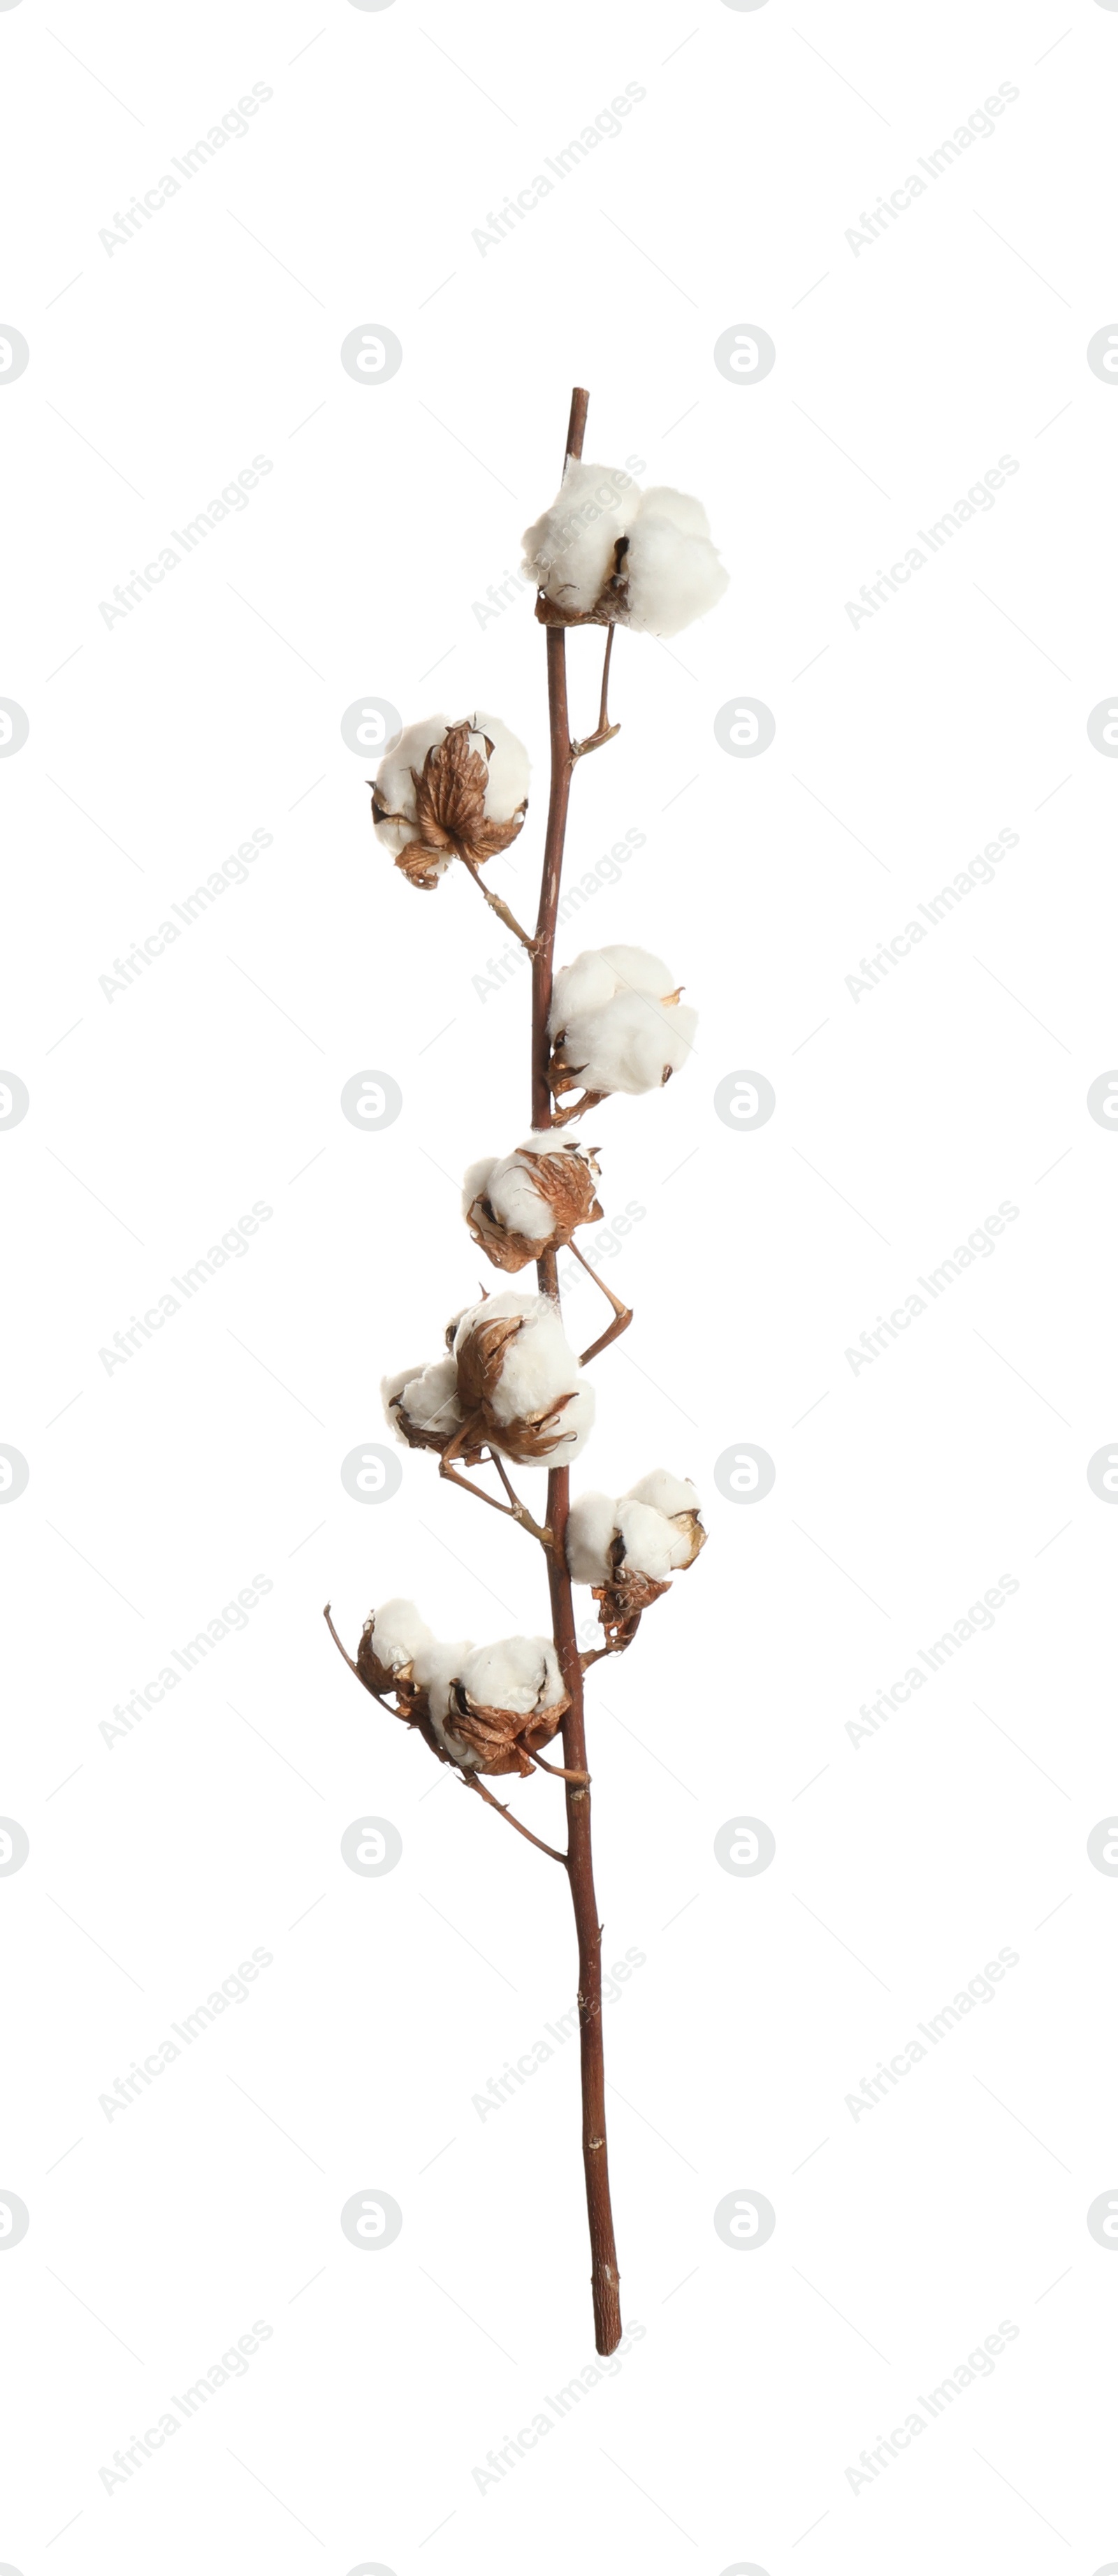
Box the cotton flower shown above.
[463,1135,602,1272]
[371,710,529,890]
[382,1356,465,1455]
[566,1471,706,1644]
[453,1290,595,1465]
[548,944,697,1111]
[523,464,727,638]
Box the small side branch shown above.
[438,1438,551,1544]
[569,1238,633,1364]
[572,625,620,760]
[463,1770,568,1864]
[579,1636,636,1670]
[460,852,537,953]
[323,1601,358,1675]
[548,1088,607,1129]
[529,1747,590,1783]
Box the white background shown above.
[3,0,1117,2568]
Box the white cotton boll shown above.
[549,946,676,1038]
[462,1156,498,1221]
[547,1381,595,1463]
[461,1635,563,1717]
[623,509,729,639]
[486,1300,581,1422]
[566,1492,619,1585]
[485,1155,553,1243]
[634,486,711,540]
[549,949,623,1033]
[384,1355,463,1446]
[521,461,635,613]
[467,711,530,821]
[372,714,450,857]
[562,990,698,1096]
[369,1598,434,1672]
[596,944,676,998]
[615,1499,678,1582]
[623,1469,700,1520]
[412,1638,474,1720]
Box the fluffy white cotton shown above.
[467,708,530,820]
[370,1598,434,1671]
[623,1469,700,1520]
[521,460,636,613]
[414,1628,477,1731]
[523,463,727,634]
[565,1491,618,1585]
[382,1355,463,1445]
[623,488,728,639]
[462,1156,498,1220]
[479,1146,553,1242]
[372,715,450,860]
[636,486,711,539]
[548,1383,595,1464]
[460,1635,565,1717]
[568,1473,705,1586]
[559,988,697,1096]
[614,1498,678,1581]
[549,944,672,1035]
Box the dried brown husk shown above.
[354,1624,453,1767]
[591,1565,671,1650]
[447,1682,570,1777]
[372,719,527,891]
[464,1146,603,1273]
[671,1508,706,1569]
